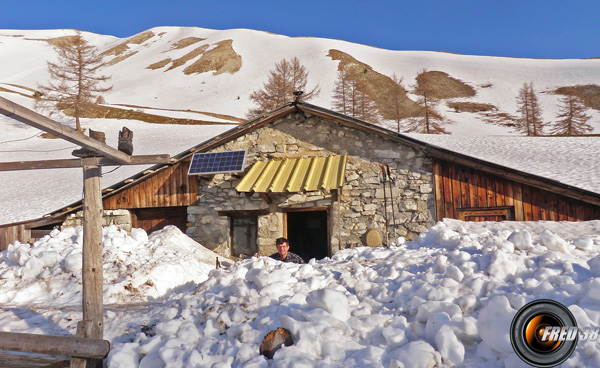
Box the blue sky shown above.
[2,0,599,59]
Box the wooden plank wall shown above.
[102,159,197,210]
[0,225,30,251]
[433,158,600,222]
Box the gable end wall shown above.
[187,111,435,258]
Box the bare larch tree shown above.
[408,70,448,134]
[379,73,405,132]
[248,57,319,117]
[35,30,111,132]
[549,94,593,135]
[516,82,545,136]
[331,70,379,123]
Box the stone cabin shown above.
[188,104,434,260]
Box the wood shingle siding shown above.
[434,158,600,222]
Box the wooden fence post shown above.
[74,161,104,368]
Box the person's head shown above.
[275,237,289,259]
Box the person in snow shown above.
[270,237,305,264]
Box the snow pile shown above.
[2,220,600,366]
[0,225,225,306]
[94,219,600,367]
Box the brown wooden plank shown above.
[170,165,179,206]
[494,175,505,206]
[152,173,160,207]
[477,172,487,207]
[575,202,586,221]
[458,165,470,208]
[485,173,496,207]
[139,178,147,208]
[0,332,109,360]
[432,159,445,222]
[442,164,454,219]
[176,161,185,205]
[504,179,514,207]
[0,228,8,251]
[468,167,478,209]
[0,351,70,368]
[584,204,595,221]
[566,200,576,221]
[182,160,190,205]
[451,164,462,216]
[82,163,104,341]
[131,184,139,209]
[163,166,172,207]
[547,192,558,221]
[538,189,549,221]
[156,169,166,207]
[557,197,567,221]
[522,185,533,221]
[513,183,524,221]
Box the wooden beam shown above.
[80,160,104,368]
[0,96,131,164]
[0,155,171,171]
[81,162,104,337]
[0,332,109,359]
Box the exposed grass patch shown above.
[327,49,420,120]
[45,35,79,47]
[106,51,138,66]
[168,44,209,71]
[146,58,171,70]
[113,103,245,123]
[169,37,206,50]
[448,102,495,113]
[5,83,38,93]
[101,31,155,57]
[554,85,600,111]
[40,132,59,139]
[66,104,237,125]
[128,31,156,45]
[0,86,35,98]
[479,111,518,127]
[183,40,242,75]
[416,71,476,99]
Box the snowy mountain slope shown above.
[2,27,600,130]
[1,27,600,224]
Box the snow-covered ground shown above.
[2,219,600,367]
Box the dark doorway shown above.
[286,210,328,261]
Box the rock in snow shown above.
[1,219,600,367]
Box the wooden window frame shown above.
[456,206,514,221]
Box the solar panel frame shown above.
[187,150,247,176]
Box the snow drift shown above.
[3,220,600,367]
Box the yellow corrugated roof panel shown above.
[236,155,347,193]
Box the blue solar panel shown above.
[188,150,247,175]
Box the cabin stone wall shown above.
[187,111,435,258]
[62,209,132,232]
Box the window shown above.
[457,206,514,222]
[231,216,257,256]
